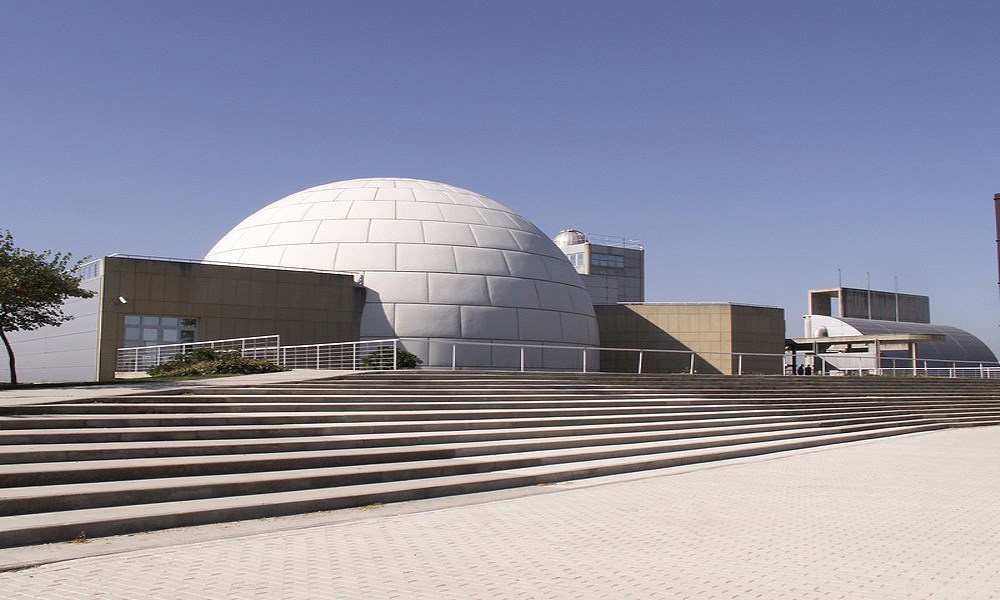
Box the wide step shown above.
[0,370,997,548]
[0,424,945,548]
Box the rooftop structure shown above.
[808,287,930,323]
[553,229,644,305]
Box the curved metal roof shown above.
[836,317,997,364]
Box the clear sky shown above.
[2,1,999,352]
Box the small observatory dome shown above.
[553,229,589,248]
[205,178,599,367]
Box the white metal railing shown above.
[877,366,1000,379]
[116,335,281,372]
[115,336,401,373]
[74,258,103,281]
[785,352,1000,379]
[117,334,1000,379]
[400,338,786,375]
[277,339,399,371]
[408,339,1000,378]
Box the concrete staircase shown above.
[2,372,999,548]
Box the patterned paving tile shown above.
[2,427,998,599]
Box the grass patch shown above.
[70,531,89,544]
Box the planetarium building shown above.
[202,178,600,369]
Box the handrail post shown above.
[393,340,398,371]
[582,349,587,373]
[452,344,457,371]
[689,352,695,375]
[737,355,743,375]
[637,351,643,374]
[352,343,357,370]
[520,347,525,372]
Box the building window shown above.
[123,315,198,347]
[565,253,586,268]
[591,253,624,268]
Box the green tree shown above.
[0,230,94,384]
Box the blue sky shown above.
[2,1,999,351]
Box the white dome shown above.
[205,178,599,367]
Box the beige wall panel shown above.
[596,303,785,375]
[98,257,364,379]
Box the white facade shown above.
[205,178,599,367]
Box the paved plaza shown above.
[1,425,997,599]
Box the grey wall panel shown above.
[396,245,458,273]
[360,301,396,338]
[428,273,491,305]
[0,280,101,383]
[368,219,424,243]
[362,272,429,304]
[461,306,519,340]
[453,247,510,276]
[502,251,551,280]
[517,309,564,341]
[422,221,477,246]
[487,277,541,309]
[394,304,462,338]
[534,281,574,312]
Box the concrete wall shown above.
[811,288,930,324]
[729,304,787,374]
[839,288,930,323]
[595,303,785,374]
[96,257,365,379]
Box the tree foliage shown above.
[0,230,95,384]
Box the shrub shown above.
[148,349,285,377]
[362,348,422,369]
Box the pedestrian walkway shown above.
[1,425,997,599]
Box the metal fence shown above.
[115,336,401,373]
[399,338,785,375]
[117,334,1000,379]
[802,353,1000,379]
[116,335,281,373]
[277,339,399,371]
[414,339,1000,378]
